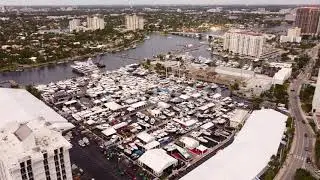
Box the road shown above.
[276,44,320,180]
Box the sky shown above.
[1,0,319,6]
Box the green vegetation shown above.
[230,82,240,91]
[262,117,295,180]
[263,155,280,180]
[300,84,315,113]
[294,168,317,180]
[26,85,42,100]
[260,83,289,107]
[252,97,263,110]
[0,15,144,72]
[292,55,311,78]
[315,138,320,168]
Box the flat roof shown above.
[138,148,178,175]
[0,88,73,131]
[137,131,155,144]
[104,101,123,111]
[0,120,72,169]
[182,109,287,180]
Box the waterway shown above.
[0,33,215,85]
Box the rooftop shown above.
[182,109,287,180]
[0,88,74,131]
[138,148,178,175]
[0,120,72,170]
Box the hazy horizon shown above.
[1,0,319,6]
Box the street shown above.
[276,44,320,180]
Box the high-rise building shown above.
[295,7,320,35]
[0,6,6,13]
[87,16,105,31]
[280,27,302,43]
[223,30,265,58]
[0,120,73,180]
[125,15,145,31]
[69,19,81,32]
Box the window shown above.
[20,168,26,174]
[27,166,32,171]
[43,153,48,159]
[28,171,34,178]
[27,160,31,165]
[20,162,25,168]
[59,147,63,152]
[54,149,58,154]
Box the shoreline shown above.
[0,37,145,73]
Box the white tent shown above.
[104,101,123,111]
[137,132,155,144]
[158,102,171,109]
[180,136,199,149]
[144,140,160,150]
[138,149,178,176]
[182,109,287,180]
[101,127,116,136]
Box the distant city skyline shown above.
[0,0,319,6]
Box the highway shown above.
[276,44,320,180]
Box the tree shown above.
[294,168,317,180]
[26,85,42,100]
[252,97,263,110]
[231,82,240,91]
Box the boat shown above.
[197,137,208,143]
[71,59,100,75]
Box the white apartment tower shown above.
[125,15,145,31]
[0,120,73,180]
[87,16,105,31]
[223,30,265,58]
[69,19,81,32]
[280,27,302,43]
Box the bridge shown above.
[169,32,222,40]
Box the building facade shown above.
[69,19,81,32]
[87,16,105,31]
[223,31,265,58]
[0,120,73,180]
[280,27,302,43]
[125,15,145,31]
[295,7,320,35]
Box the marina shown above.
[0,33,214,85]
[36,62,251,180]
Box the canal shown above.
[0,33,214,85]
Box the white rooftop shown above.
[180,136,199,149]
[138,148,178,175]
[0,88,74,131]
[104,101,123,111]
[181,109,287,180]
[137,131,155,144]
[0,120,72,170]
